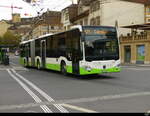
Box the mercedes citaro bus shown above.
[20,25,121,75]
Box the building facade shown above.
[8,16,33,37]
[72,0,145,35]
[120,30,150,64]
[119,0,150,64]
[145,4,150,23]
[61,4,78,30]
[30,10,63,40]
[91,0,145,35]
[12,13,21,23]
[71,0,90,26]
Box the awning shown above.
[121,23,150,30]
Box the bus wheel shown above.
[37,61,41,70]
[61,62,67,75]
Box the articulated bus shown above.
[20,25,121,75]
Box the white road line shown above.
[11,69,69,113]
[7,69,52,113]
[10,62,18,66]
[0,68,8,71]
[124,68,150,71]
[12,67,28,71]
[0,91,150,112]
[61,104,97,113]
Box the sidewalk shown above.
[121,63,150,67]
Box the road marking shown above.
[0,68,8,71]
[26,110,37,113]
[10,62,18,66]
[1,91,150,112]
[124,68,150,71]
[61,104,97,113]
[12,67,28,71]
[7,69,52,113]
[0,67,28,71]
[9,56,19,59]
[11,69,69,113]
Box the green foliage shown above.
[0,36,2,45]
[0,31,21,47]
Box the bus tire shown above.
[37,60,41,70]
[61,61,67,76]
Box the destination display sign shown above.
[84,29,108,35]
[83,27,116,35]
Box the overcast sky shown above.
[0,0,77,20]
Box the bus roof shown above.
[83,25,116,29]
[38,33,53,39]
[20,25,117,45]
[20,39,34,45]
[20,33,53,45]
[71,25,83,32]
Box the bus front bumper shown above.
[79,67,121,75]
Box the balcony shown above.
[120,32,150,43]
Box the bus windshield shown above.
[83,26,119,61]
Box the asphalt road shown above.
[0,55,150,113]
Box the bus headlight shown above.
[84,66,92,71]
[116,64,121,68]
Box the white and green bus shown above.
[20,25,121,75]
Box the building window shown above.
[96,16,100,25]
[51,26,54,30]
[80,20,83,25]
[90,18,94,25]
[65,12,69,21]
[96,1,100,11]
[64,26,67,30]
[136,45,145,64]
[41,25,48,30]
[84,18,88,25]
[124,45,131,63]
[90,0,100,13]
[67,25,70,30]
[147,7,150,13]
[147,18,150,23]
[78,6,83,14]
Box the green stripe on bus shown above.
[46,63,73,73]
[46,63,60,71]
[66,66,73,73]
[80,67,121,75]
[20,57,24,65]
[20,60,121,75]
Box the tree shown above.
[0,36,2,45]
[2,31,21,47]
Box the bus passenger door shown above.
[41,40,46,68]
[31,41,35,67]
[72,50,80,75]
[25,44,29,66]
